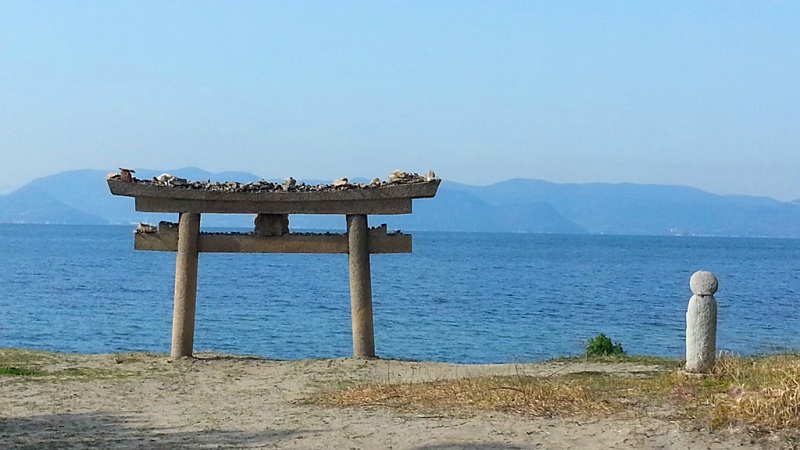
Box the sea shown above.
[1,224,798,364]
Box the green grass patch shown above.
[0,348,149,382]
[0,366,42,376]
[0,348,59,368]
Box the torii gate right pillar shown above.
[347,214,375,358]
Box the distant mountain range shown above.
[1,167,799,237]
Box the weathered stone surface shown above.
[134,197,414,215]
[686,271,719,373]
[119,168,135,182]
[109,178,438,201]
[388,170,407,183]
[686,294,717,373]
[109,169,437,361]
[135,223,157,234]
[134,227,412,254]
[107,169,440,195]
[348,214,375,358]
[254,214,289,236]
[172,212,200,359]
[690,271,718,295]
[107,169,440,192]
[109,176,438,215]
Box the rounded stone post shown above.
[171,212,201,359]
[686,271,718,373]
[347,214,376,358]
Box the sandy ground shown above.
[0,353,785,449]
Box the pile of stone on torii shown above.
[107,169,440,360]
[110,168,437,191]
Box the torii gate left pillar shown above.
[172,212,200,359]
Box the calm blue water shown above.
[0,224,798,363]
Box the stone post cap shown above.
[690,271,718,295]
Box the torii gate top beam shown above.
[107,177,440,215]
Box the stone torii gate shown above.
[107,170,440,359]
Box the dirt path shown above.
[0,353,779,449]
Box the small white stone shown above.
[135,223,157,234]
[388,170,407,183]
[690,271,718,295]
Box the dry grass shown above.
[552,354,684,369]
[315,370,682,418]
[710,353,800,431]
[313,353,800,438]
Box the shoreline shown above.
[2,348,794,449]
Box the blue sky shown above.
[1,1,798,199]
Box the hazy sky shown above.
[1,2,798,199]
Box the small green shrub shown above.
[585,333,626,357]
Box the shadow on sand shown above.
[414,444,532,450]
[0,411,310,449]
